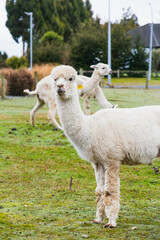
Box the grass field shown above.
[106,77,160,88]
[0,88,160,240]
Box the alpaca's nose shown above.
[57,84,65,96]
[109,70,112,75]
[57,84,64,88]
[57,84,64,89]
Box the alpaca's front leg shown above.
[103,160,120,228]
[48,100,63,130]
[92,163,105,223]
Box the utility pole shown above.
[24,12,33,70]
[148,3,153,81]
[108,0,111,84]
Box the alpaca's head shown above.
[90,63,112,76]
[51,65,79,100]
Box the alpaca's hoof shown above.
[103,223,116,228]
[92,220,104,224]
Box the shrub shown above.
[41,31,63,44]
[33,42,64,64]
[5,70,34,96]
[6,56,28,69]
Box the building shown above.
[129,23,160,49]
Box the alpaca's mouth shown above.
[57,89,65,96]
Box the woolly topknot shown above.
[51,65,77,81]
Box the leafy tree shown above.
[129,36,148,70]
[33,42,64,64]
[152,49,160,71]
[33,30,64,64]
[84,0,93,18]
[6,0,42,54]
[70,20,104,69]
[120,7,139,31]
[101,22,132,70]
[40,31,63,44]
[6,0,92,55]
[70,8,139,70]
[0,51,8,68]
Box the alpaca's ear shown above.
[51,68,55,79]
[90,64,98,69]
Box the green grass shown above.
[104,77,160,87]
[0,89,160,240]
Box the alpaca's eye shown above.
[69,78,73,81]
[102,67,105,69]
[54,78,57,81]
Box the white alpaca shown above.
[24,63,114,128]
[78,63,116,115]
[24,75,62,130]
[52,65,160,228]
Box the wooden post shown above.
[69,176,73,190]
[1,72,5,99]
[34,71,37,88]
[117,69,120,78]
[146,71,149,89]
[79,68,83,75]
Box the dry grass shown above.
[0,69,13,95]
[30,64,58,81]
[0,64,57,84]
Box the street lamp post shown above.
[24,12,33,70]
[148,3,153,81]
[108,0,111,84]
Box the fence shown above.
[1,69,160,98]
[78,69,153,89]
[0,71,38,99]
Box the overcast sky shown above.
[0,0,160,58]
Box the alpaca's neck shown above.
[56,93,86,143]
[83,70,102,93]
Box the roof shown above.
[129,23,160,48]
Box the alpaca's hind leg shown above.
[83,94,90,115]
[30,98,44,127]
[103,160,120,228]
[92,163,105,223]
[48,100,63,130]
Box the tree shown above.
[70,20,104,69]
[152,49,160,71]
[33,42,64,64]
[100,8,139,70]
[70,7,140,70]
[6,0,92,55]
[85,0,93,18]
[40,31,63,44]
[120,7,139,31]
[101,22,132,70]
[6,0,31,55]
[129,36,148,70]
[0,51,8,68]
[32,30,64,64]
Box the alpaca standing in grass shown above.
[24,75,62,129]
[78,64,116,115]
[24,63,114,128]
[52,65,160,228]
[77,63,115,112]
